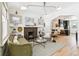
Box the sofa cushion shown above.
[8,35,14,44]
[18,37,29,45]
[8,43,32,56]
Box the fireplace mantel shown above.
[24,25,42,28]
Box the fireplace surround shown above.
[24,27,37,41]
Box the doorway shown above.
[63,20,70,35]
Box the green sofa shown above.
[7,35,32,56]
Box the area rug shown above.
[33,41,65,56]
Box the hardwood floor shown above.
[51,34,79,56]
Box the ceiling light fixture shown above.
[21,6,27,10]
[56,7,62,10]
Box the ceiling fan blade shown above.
[45,6,56,8]
[28,5,43,7]
[28,5,56,8]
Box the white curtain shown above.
[2,15,8,41]
[2,4,8,41]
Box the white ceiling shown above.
[7,2,79,18]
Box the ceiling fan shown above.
[28,2,58,7]
[27,2,61,15]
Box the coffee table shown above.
[33,37,47,47]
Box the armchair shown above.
[7,35,32,56]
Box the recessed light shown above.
[21,6,27,10]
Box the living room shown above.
[0,2,79,56]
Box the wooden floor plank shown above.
[52,34,79,56]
